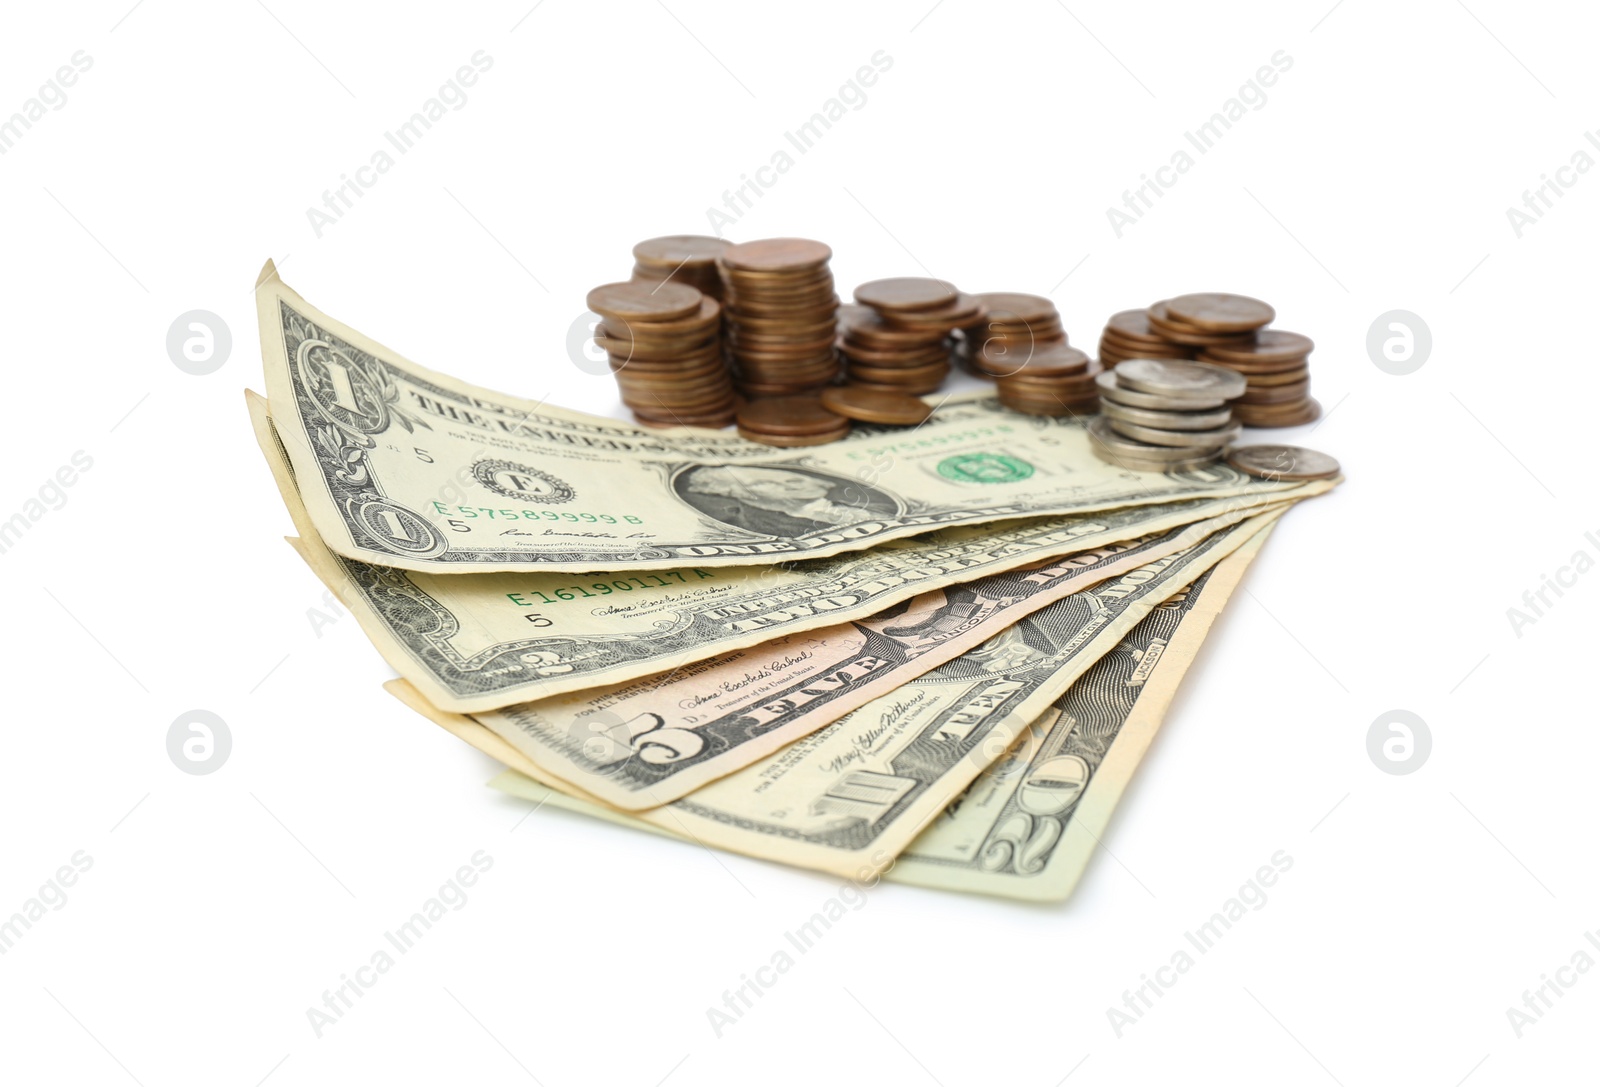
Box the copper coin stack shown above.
[630,235,731,303]
[719,239,840,398]
[842,278,979,395]
[735,395,850,447]
[1197,330,1319,428]
[959,293,1067,378]
[994,344,1101,416]
[586,280,738,429]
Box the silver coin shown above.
[1089,443,1222,473]
[1226,444,1341,480]
[1095,369,1225,411]
[1114,358,1247,401]
[1108,417,1240,448]
[1100,398,1233,432]
[1087,416,1220,461]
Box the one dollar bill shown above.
[254,262,1306,574]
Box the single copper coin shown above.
[735,395,848,436]
[854,277,961,312]
[840,342,949,367]
[726,299,839,320]
[611,365,728,387]
[1101,329,1188,354]
[632,235,731,269]
[720,238,832,273]
[983,311,1063,327]
[729,341,840,362]
[974,292,1057,323]
[850,314,954,341]
[1241,365,1310,388]
[599,326,721,354]
[626,394,736,415]
[1199,329,1315,365]
[1104,309,1168,345]
[820,385,932,425]
[720,261,834,282]
[1100,344,1192,364]
[1233,398,1322,427]
[586,280,702,322]
[879,294,983,329]
[1147,303,1258,345]
[845,359,950,384]
[635,413,736,430]
[601,296,721,337]
[737,422,851,447]
[737,383,833,398]
[734,363,835,382]
[983,343,1089,377]
[1166,292,1275,332]
[600,342,722,366]
[846,375,946,395]
[1237,381,1312,405]
[1197,353,1307,376]
[728,313,837,336]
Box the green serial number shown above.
[430,503,643,525]
[508,569,716,606]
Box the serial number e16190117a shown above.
[429,502,643,526]
[507,569,717,606]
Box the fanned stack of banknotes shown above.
[246,263,1340,902]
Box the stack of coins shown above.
[630,235,730,302]
[1198,330,1319,428]
[1096,293,1320,428]
[719,239,840,398]
[585,280,737,429]
[842,278,978,394]
[735,395,850,447]
[1098,309,1195,365]
[994,344,1100,416]
[1089,359,1245,472]
[960,292,1066,378]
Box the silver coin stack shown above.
[1088,359,1247,472]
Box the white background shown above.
[1,1,1594,1084]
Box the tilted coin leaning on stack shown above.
[247,253,1343,903]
